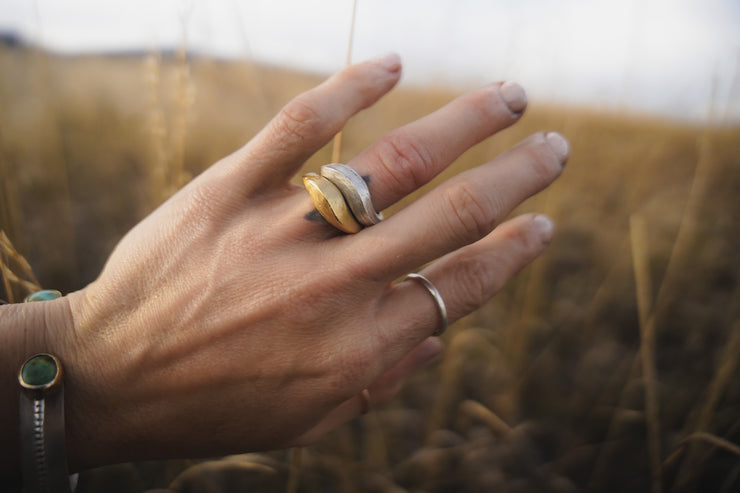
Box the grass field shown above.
[1,46,739,492]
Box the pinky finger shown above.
[288,337,444,447]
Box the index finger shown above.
[207,53,403,197]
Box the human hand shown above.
[50,53,568,470]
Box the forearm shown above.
[0,297,74,481]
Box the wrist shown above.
[63,287,147,471]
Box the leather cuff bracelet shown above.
[19,290,73,493]
[18,354,71,493]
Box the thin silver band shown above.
[406,273,448,336]
[320,163,383,226]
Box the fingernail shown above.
[500,81,527,114]
[532,214,555,243]
[546,132,570,165]
[375,52,401,72]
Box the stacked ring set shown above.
[303,163,383,234]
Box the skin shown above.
[0,53,568,479]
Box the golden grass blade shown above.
[0,258,14,303]
[687,433,740,457]
[630,213,662,493]
[330,0,357,164]
[0,230,42,302]
[678,432,740,457]
[657,91,724,490]
[669,320,740,489]
[0,129,21,244]
[145,51,168,204]
[288,4,358,491]
[364,408,389,470]
[647,98,717,334]
[285,447,302,493]
[426,329,503,440]
[170,35,194,193]
[691,321,740,435]
[0,231,40,285]
[457,399,511,438]
[585,355,641,491]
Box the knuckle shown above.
[466,86,503,121]
[334,64,368,93]
[274,96,324,142]
[504,218,543,254]
[374,131,436,196]
[439,181,496,244]
[334,60,397,109]
[451,255,497,315]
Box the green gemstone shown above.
[21,354,58,387]
[24,290,62,302]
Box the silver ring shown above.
[406,273,448,336]
[320,163,383,226]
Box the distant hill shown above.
[0,31,25,47]
[0,33,232,62]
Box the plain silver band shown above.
[406,273,448,336]
[320,163,383,226]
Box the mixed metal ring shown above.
[320,163,383,226]
[302,163,383,234]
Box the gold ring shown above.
[303,173,362,234]
[359,388,371,415]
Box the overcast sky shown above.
[1,0,739,123]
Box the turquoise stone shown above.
[21,354,58,387]
[24,290,62,302]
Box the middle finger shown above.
[346,81,527,211]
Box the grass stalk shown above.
[427,329,502,440]
[170,7,195,193]
[659,106,722,490]
[363,409,389,471]
[585,355,641,491]
[0,129,21,247]
[667,320,740,489]
[691,320,740,435]
[285,447,302,493]
[144,51,169,204]
[28,45,80,288]
[630,213,662,493]
[0,230,42,302]
[287,3,358,490]
[457,399,511,438]
[676,432,740,458]
[646,94,717,334]
[330,0,357,164]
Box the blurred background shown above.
[1,1,739,492]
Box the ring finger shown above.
[374,213,556,368]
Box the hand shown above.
[49,53,567,470]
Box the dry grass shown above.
[1,45,739,492]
